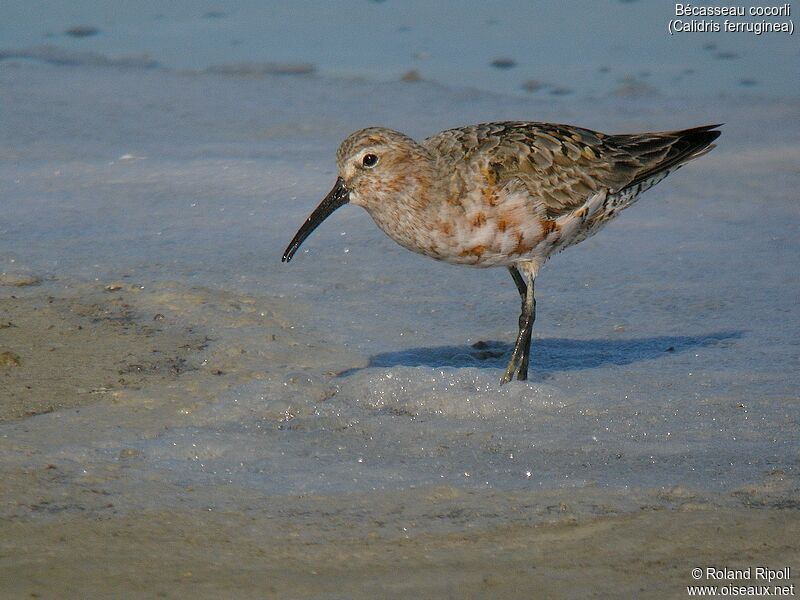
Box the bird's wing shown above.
[423,122,720,219]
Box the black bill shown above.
[282,177,350,262]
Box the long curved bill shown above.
[282,177,350,262]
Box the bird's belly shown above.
[365,191,568,267]
[426,214,558,267]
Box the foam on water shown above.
[340,367,568,418]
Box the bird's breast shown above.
[367,183,564,267]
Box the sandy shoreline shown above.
[3,493,797,599]
[0,280,210,422]
[2,276,797,598]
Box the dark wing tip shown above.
[678,123,722,157]
[617,123,723,189]
[675,123,723,148]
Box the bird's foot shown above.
[500,355,530,385]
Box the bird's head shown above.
[283,127,430,262]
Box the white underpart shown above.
[556,188,609,241]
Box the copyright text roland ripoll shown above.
[687,566,795,597]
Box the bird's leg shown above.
[508,265,527,298]
[508,264,536,378]
[500,266,527,383]
[501,267,536,384]
[516,277,536,380]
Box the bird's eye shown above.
[362,153,379,168]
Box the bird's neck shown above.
[363,157,448,255]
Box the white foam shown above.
[339,367,568,418]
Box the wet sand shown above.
[0,282,209,422]
[2,506,797,599]
[1,277,797,599]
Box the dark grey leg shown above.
[516,278,536,380]
[501,267,536,384]
[508,265,527,298]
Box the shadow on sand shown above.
[339,331,744,378]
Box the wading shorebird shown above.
[283,121,720,384]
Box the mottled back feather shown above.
[424,122,721,218]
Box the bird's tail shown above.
[609,123,722,190]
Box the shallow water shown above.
[2,62,798,504]
[2,0,798,97]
